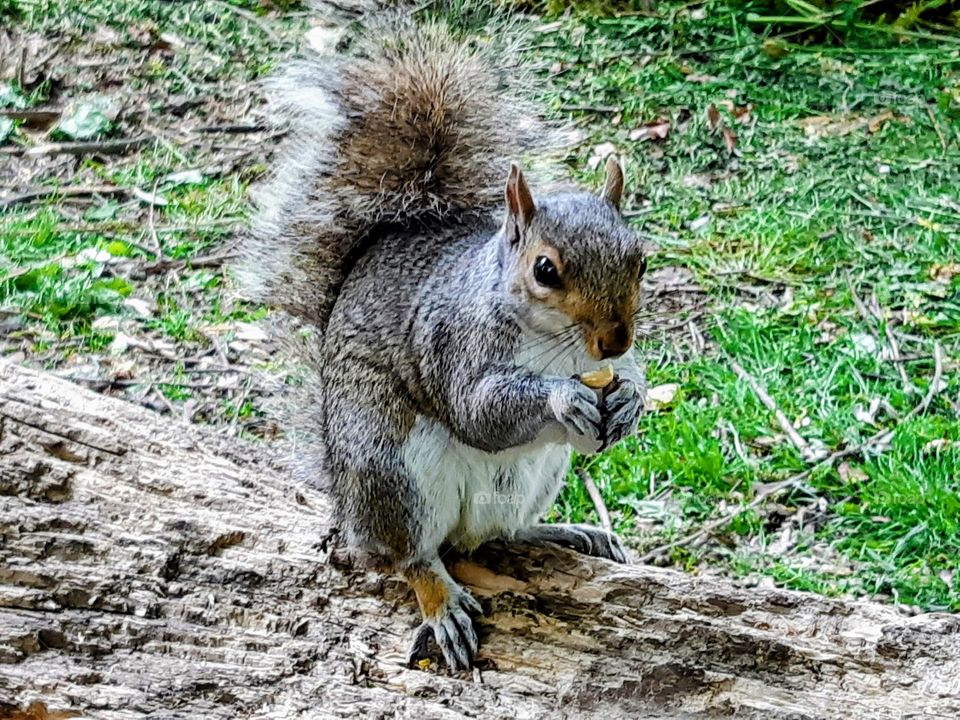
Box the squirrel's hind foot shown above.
[405,563,482,672]
[514,523,630,564]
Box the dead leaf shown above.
[722,126,737,153]
[849,332,878,356]
[922,438,953,453]
[587,141,618,170]
[123,297,154,317]
[305,25,341,54]
[867,110,894,133]
[109,332,134,355]
[814,318,841,345]
[838,461,869,484]
[762,38,789,59]
[235,322,268,342]
[0,32,53,87]
[686,74,718,84]
[706,104,721,133]
[92,316,121,333]
[750,433,786,449]
[853,397,881,426]
[629,120,670,142]
[917,217,945,233]
[798,111,904,140]
[732,104,753,124]
[930,263,960,283]
[645,383,678,409]
[682,173,713,190]
[131,187,168,206]
[91,25,123,47]
[109,357,139,381]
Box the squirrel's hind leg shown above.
[404,557,482,672]
[513,524,630,564]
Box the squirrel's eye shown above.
[638,256,647,279]
[533,255,562,289]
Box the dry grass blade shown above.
[640,342,946,564]
[576,468,612,534]
[729,357,824,463]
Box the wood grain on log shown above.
[1,361,958,719]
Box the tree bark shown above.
[1,361,958,720]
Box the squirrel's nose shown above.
[597,323,631,359]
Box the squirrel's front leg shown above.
[447,365,603,454]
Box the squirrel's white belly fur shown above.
[400,329,625,559]
[402,416,570,557]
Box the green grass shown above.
[1,0,299,429]
[533,2,960,610]
[2,0,958,610]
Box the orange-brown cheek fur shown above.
[520,242,641,358]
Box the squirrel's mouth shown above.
[584,324,633,361]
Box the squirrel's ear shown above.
[504,163,536,246]
[601,156,624,210]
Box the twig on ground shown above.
[927,106,948,155]
[1,220,241,237]
[3,254,70,282]
[915,342,944,415]
[210,0,280,42]
[883,322,915,395]
[139,252,238,276]
[688,320,705,355]
[0,108,61,126]
[848,278,914,393]
[19,136,154,158]
[229,379,254,435]
[559,104,620,114]
[0,185,125,208]
[847,278,881,326]
[147,178,164,260]
[153,386,178,416]
[649,283,705,296]
[721,418,753,468]
[576,468,612,534]
[192,124,269,134]
[640,342,946,564]
[729,358,823,463]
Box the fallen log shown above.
[1,361,958,719]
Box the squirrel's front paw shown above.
[600,378,644,450]
[549,379,603,454]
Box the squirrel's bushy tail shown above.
[240,12,562,329]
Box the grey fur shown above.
[240,15,647,672]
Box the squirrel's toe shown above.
[602,531,630,564]
[408,605,478,673]
[457,588,483,616]
[407,622,435,668]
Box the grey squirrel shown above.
[240,13,647,671]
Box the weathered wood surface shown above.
[1,360,958,720]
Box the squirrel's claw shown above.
[407,622,435,667]
[458,588,483,616]
[550,380,604,454]
[515,523,630,564]
[408,604,478,672]
[408,589,482,672]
